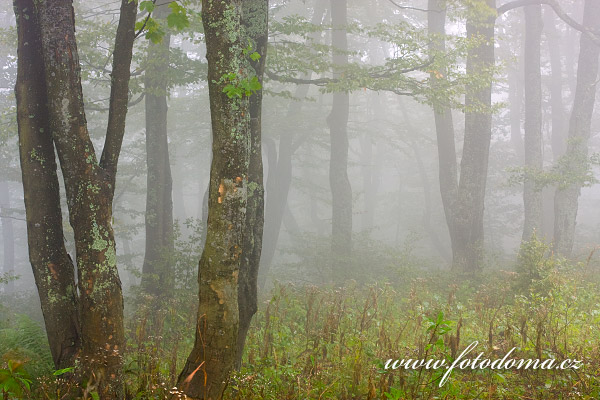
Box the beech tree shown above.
[428,0,496,271]
[175,0,267,397]
[553,0,600,256]
[141,2,175,299]
[328,0,352,274]
[13,0,137,396]
[522,4,543,241]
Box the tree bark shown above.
[176,1,251,398]
[141,3,175,298]
[522,4,543,241]
[236,0,267,370]
[328,0,352,276]
[13,0,80,370]
[553,0,600,256]
[453,0,496,271]
[33,0,137,396]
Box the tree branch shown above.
[266,59,433,87]
[497,0,600,46]
[386,0,442,13]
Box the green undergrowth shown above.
[2,239,600,399]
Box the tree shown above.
[553,0,600,256]
[0,182,15,294]
[14,0,81,371]
[522,4,543,241]
[13,0,137,395]
[141,2,175,299]
[258,0,327,289]
[175,0,266,397]
[328,0,353,275]
[237,0,268,370]
[428,0,496,271]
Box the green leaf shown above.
[53,366,75,376]
[139,0,155,13]
[167,2,190,31]
[250,52,261,62]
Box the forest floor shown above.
[2,240,600,399]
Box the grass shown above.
[2,239,600,399]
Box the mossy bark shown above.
[27,0,137,397]
[141,3,175,299]
[13,0,80,369]
[176,1,251,398]
[236,0,267,370]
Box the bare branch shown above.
[497,0,600,46]
[386,0,442,13]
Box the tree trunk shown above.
[427,0,460,267]
[541,7,566,238]
[141,3,175,298]
[0,182,15,294]
[176,1,251,397]
[236,0,267,370]
[508,64,524,162]
[13,0,80,370]
[553,0,600,256]
[33,0,137,396]
[328,0,352,276]
[258,1,327,289]
[522,4,543,241]
[453,0,495,271]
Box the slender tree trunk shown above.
[236,0,267,370]
[0,182,15,294]
[508,65,524,162]
[522,4,543,241]
[328,0,352,275]
[13,0,80,369]
[541,8,566,238]
[553,0,600,256]
[33,0,137,396]
[258,1,327,289]
[428,0,460,266]
[544,9,566,161]
[141,3,175,298]
[453,0,495,271]
[176,1,251,397]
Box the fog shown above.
[0,0,599,398]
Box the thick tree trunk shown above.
[553,0,600,256]
[0,182,15,294]
[258,1,327,289]
[13,0,80,369]
[141,4,175,298]
[328,0,352,276]
[176,1,251,398]
[33,0,136,396]
[453,0,495,271]
[522,4,543,241]
[236,0,267,370]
